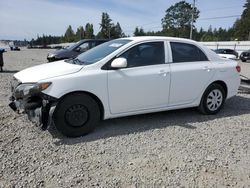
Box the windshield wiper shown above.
[65,58,83,65]
[73,58,83,65]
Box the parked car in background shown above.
[9,37,240,137]
[9,41,21,51]
[47,39,108,62]
[214,49,238,60]
[240,50,250,62]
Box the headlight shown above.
[11,77,21,92]
[14,82,52,99]
[48,53,55,58]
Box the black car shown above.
[47,39,108,62]
[240,50,250,62]
[214,49,239,58]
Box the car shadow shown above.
[51,95,250,145]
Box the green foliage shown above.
[110,22,125,39]
[85,23,94,39]
[64,25,75,42]
[233,0,250,40]
[134,27,146,36]
[161,1,199,38]
[31,0,250,46]
[31,34,63,46]
[98,12,112,38]
[97,13,124,39]
[75,26,85,41]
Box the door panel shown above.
[169,61,215,105]
[168,41,215,106]
[108,64,171,114]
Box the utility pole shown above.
[190,0,196,39]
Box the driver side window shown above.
[78,43,90,52]
[119,42,165,68]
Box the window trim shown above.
[104,40,167,70]
[169,41,209,63]
[120,41,166,69]
[102,40,171,70]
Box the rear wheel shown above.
[53,93,100,137]
[198,83,226,115]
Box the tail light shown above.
[236,65,241,73]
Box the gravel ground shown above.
[0,48,250,187]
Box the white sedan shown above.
[218,53,237,60]
[214,49,238,60]
[9,37,241,137]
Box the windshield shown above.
[74,39,131,65]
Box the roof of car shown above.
[121,36,195,43]
[215,48,236,51]
[79,39,109,42]
[117,36,223,61]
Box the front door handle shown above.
[158,70,169,76]
[203,66,213,72]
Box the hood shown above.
[14,60,83,83]
[51,48,71,58]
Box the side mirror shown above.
[75,47,81,52]
[111,58,127,69]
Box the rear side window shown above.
[170,42,208,63]
[225,49,234,54]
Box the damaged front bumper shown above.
[9,80,58,130]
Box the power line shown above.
[201,6,243,12]
[199,15,241,21]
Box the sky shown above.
[0,0,246,40]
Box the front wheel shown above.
[198,84,226,115]
[53,93,100,137]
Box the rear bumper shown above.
[226,75,241,99]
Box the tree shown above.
[110,22,125,38]
[98,12,112,38]
[133,27,146,36]
[75,26,85,40]
[161,1,200,38]
[201,26,215,41]
[233,0,250,40]
[85,23,94,38]
[42,34,47,47]
[64,25,75,42]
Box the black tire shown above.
[53,93,100,137]
[242,59,246,62]
[198,83,226,115]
